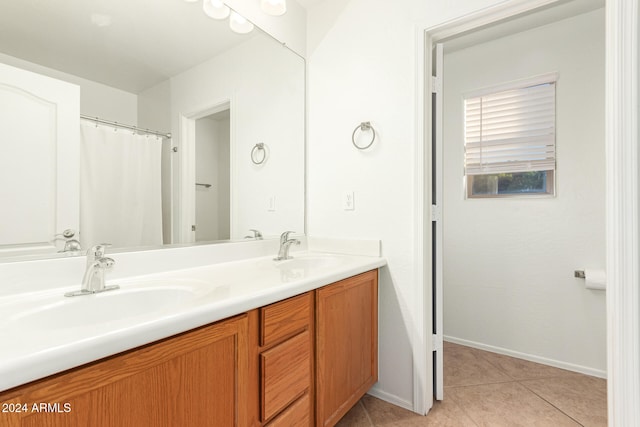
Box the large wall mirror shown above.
[0,0,305,260]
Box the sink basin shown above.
[11,285,206,330]
[274,255,347,271]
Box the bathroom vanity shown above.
[0,245,382,427]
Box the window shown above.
[464,75,556,198]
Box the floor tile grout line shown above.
[475,352,518,381]
[475,355,578,382]
[508,374,576,381]
[517,380,586,427]
[447,379,571,427]
[444,393,483,427]
[445,378,518,388]
[359,399,375,427]
[468,346,576,383]
[454,346,588,389]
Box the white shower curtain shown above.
[80,122,163,249]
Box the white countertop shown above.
[0,250,386,392]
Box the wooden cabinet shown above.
[315,270,378,427]
[266,393,310,427]
[0,269,379,427]
[261,331,311,421]
[0,314,249,427]
[248,292,314,426]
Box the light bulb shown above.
[202,0,230,20]
[229,11,254,34]
[260,0,286,16]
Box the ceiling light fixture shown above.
[202,0,230,20]
[260,0,287,16]
[183,0,257,35]
[229,11,254,34]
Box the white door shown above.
[432,42,444,400]
[0,62,80,256]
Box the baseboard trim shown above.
[444,335,607,379]
[366,386,415,412]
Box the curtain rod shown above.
[80,115,172,139]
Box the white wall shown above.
[305,0,581,412]
[138,81,171,132]
[195,116,231,241]
[171,34,305,240]
[0,52,137,124]
[307,0,425,408]
[442,10,606,375]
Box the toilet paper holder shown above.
[574,270,586,279]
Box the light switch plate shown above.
[343,191,355,211]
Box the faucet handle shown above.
[54,229,76,239]
[280,231,295,243]
[245,229,263,240]
[87,243,112,259]
[99,257,116,269]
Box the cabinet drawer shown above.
[266,393,310,427]
[261,330,310,421]
[260,292,311,347]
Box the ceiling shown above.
[294,0,324,7]
[0,0,259,93]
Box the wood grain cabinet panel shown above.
[265,393,310,427]
[260,292,312,347]
[260,331,310,422]
[315,270,378,427]
[0,315,249,427]
[248,291,314,426]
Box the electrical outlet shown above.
[268,196,276,212]
[343,191,355,211]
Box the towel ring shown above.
[251,143,267,165]
[352,121,376,150]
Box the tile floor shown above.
[336,341,607,427]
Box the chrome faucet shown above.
[55,229,82,253]
[244,229,263,240]
[274,231,300,261]
[65,244,119,297]
[58,238,82,253]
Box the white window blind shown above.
[464,81,556,176]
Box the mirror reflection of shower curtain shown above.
[80,122,163,249]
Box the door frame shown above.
[416,0,640,423]
[176,99,232,244]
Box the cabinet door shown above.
[316,270,378,427]
[0,315,249,427]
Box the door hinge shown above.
[432,334,442,351]
[431,76,442,94]
[191,225,196,232]
[430,204,441,221]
